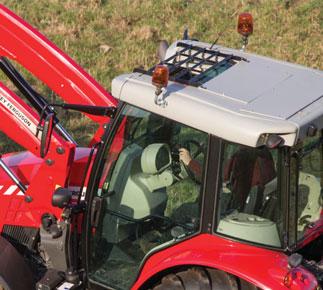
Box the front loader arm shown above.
[0,80,66,157]
[0,4,117,142]
[0,4,118,230]
[0,82,40,157]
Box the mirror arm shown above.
[39,113,54,158]
[51,103,116,117]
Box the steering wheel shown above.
[170,145,182,179]
[183,139,204,159]
[170,140,205,181]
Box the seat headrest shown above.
[141,143,171,174]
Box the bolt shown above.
[46,159,54,166]
[56,147,65,154]
[25,195,33,203]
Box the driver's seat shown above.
[109,143,173,220]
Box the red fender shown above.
[133,234,317,290]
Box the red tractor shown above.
[0,5,322,290]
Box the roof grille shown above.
[136,42,247,87]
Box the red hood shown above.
[0,147,92,187]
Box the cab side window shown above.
[296,131,323,240]
[216,142,283,248]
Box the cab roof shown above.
[112,40,323,147]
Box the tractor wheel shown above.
[151,267,238,290]
[0,237,34,290]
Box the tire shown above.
[0,237,34,290]
[151,267,238,290]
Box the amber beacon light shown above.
[152,65,169,92]
[237,12,253,37]
[152,64,169,107]
[237,12,253,51]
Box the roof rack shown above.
[135,42,247,87]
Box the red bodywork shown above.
[0,4,116,230]
[0,5,319,290]
[133,234,317,290]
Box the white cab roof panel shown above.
[112,40,323,147]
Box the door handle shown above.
[91,196,103,228]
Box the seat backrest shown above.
[108,143,173,219]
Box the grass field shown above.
[0,0,322,148]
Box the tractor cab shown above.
[83,40,323,289]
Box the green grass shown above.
[0,0,322,148]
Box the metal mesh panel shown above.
[137,42,247,86]
[1,224,39,252]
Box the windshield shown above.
[215,141,284,248]
[88,104,208,289]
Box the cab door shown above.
[84,104,208,289]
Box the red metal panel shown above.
[0,81,77,229]
[133,234,315,290]
[0,142,77,229]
